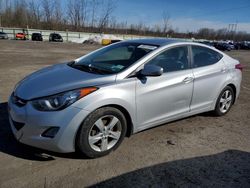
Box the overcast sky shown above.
[113,0,250,33]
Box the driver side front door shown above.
[135,45,194,131]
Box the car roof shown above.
[125,38,187,46]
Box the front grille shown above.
[11,118,25,131]
[11,93,27,107]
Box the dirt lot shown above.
[0,40,250,188]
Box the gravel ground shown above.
[0,40,250,188]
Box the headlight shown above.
[32,87,98,111]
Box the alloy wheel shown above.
[88,115,122,152]
[219,90,233,113]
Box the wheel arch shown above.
[212,82,237,110]
[227,83,237,104]
[96,104,134,137]
[74,103,134,151]
[74,103,134,156]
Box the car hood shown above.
[15,63,116,100]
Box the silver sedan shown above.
[8,39,242,158]
[0,31,8,39]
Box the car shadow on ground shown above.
[0,102,85,161]
[90,150,250,188]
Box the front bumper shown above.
[8,97,90,153]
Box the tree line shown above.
[0,0,249,41]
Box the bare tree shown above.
[12,0,28,27]
[67,0,87,30]
[0,0,250,41]
[53,0,63,29]
[0,0,3,13]
[109,16,117,30]
[0,0,3,27]
[137,21,146,35]
[28,0,42,28]
[90,0,98,28]
[153,24,162,36]
[41,0,54,28]
[162,11,170,37]
[197,28,216,40]
[98,0,116,32]
[2,0,12,26]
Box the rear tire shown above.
[213,86,235,116]
[76,107,127,158]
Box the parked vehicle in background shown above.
[0,32,8,39]
[32,33,43,41]
[198,41,214,47]
[214,42,231,51]
[8,39,242,158]
[239,41,250,50]
[49,33,63,42]
[233,42,241,50]
[227,42,235,50]
[15,33,27,40]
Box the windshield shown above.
[52,34,61,39]
[70,42,158,74]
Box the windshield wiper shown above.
[69,63,111,75]
[89,64,114,74]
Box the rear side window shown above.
[192,46,223,68]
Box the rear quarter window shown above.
[192,46,223,68]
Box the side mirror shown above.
[139,64,163,77]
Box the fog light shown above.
[42,127,59,138]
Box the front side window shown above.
[71,43,158,74]
[192,46,223,68]
[147,46,189,73]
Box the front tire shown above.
[76,107,127,158]
[214,86,234,116]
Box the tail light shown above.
[235,64,243,71]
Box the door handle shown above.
[183,77,194,83]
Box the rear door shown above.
[190,45,227,112]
